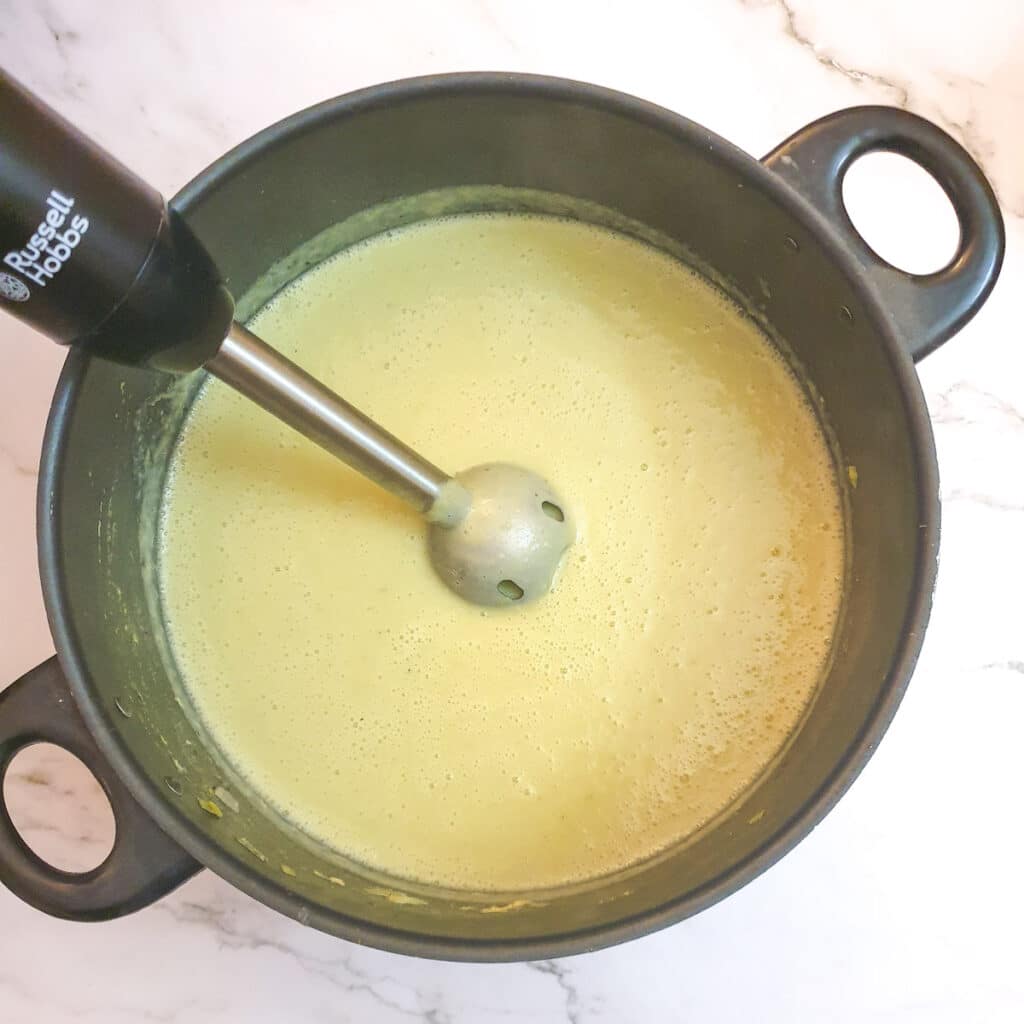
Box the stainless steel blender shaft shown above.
[206,322,450,512]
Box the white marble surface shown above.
[2,0,1024,1020]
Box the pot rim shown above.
[37,71,939,961]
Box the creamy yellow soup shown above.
[160,214,844,891]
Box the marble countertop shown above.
[2,1,1023,1020]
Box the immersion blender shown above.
[0,70,574,607]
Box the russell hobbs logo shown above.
[2,189,90,300]
[0,273,30,302]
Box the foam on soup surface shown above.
[160,214,844,890]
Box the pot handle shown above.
[0,657,201,920]
[763,105,1004,362]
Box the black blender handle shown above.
[0,69,233,371]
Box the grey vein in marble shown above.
[753,0,911,105]
[153,898,448,1020]
[526,961,583,1024]
[741,0,1024,217]
[930,381,1024,429]
[943,488,1024,514]
[0,443,37,478]
[982,660,1024,676]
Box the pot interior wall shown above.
[52,86,930,949]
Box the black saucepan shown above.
[0,74,1004,960]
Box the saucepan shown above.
[0,73,1003,960]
